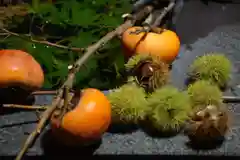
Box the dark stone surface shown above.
[1,0,240,157]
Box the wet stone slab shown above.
[1,2,240,157]
[0,23,240,157]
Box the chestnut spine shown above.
[146,86,192,132]
[125,54,170,92]
[107,82,148,124]
[188,53,232,89]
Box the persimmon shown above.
[51,88,111,146]
[121,26,180,63]
[0,49,44,90]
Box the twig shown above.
[2,104,47,110]
[15,5,154,160]
[0,33,9,36]
[31,90,57,95]
[55,87,73,123]
[0,28,85,53]
[35,110,42,120]
[132,1,176,34]
[152,1,176,27]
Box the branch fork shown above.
[130,1,176,35]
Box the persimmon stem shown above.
[2,104,47,110]
[15,6,154,160]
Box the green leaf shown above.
[70,32,98,48]
[32,0,40,11]
[75,58,98,83]
[71,8,100,26]
[34,3,56,15]
[91,0,108,6]
[114,53,125,70]
[27,44,54,73]
[46,60,69,87]
[88,78,111,88]
[100,15,120,27]
[2,37,26,49]
[43,78,53,89]
[59,5,71,22]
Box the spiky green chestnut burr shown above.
[146,86,192,132]
[125,54,150,71]
[125,54,170,92]
[187,80,223,110]
[189,54,232,88]
[107,82,148,124]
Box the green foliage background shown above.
[0,0,132,90]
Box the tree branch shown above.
[152,1,176,27]
[31,90,57,95]
[132,1,176,34]
[2,104,47,110]
[0,28,85,52]
[14,5,154,160]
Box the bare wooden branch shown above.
[0,28,85,53]
[2,104,47,110]
[132,1,176,34]
[152,1,176,27]
[31,90,57,95]
[14,5,154,160]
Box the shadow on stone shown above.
[184,76,196,88]
[107,122,138,134]
[0,120,38,129]
[184,76,228,91]
[0,87,35,115]
[139,119,181,138]
[40,129,101,156]
[186,136,225,150]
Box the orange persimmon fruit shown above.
[121,26,181,63]
[51,88,111,146]
[0,49,44,90]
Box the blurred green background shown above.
[0,0,132,90]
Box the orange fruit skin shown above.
[121,26,181,63]
[0,49,44,90]
[51,88,111,146]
